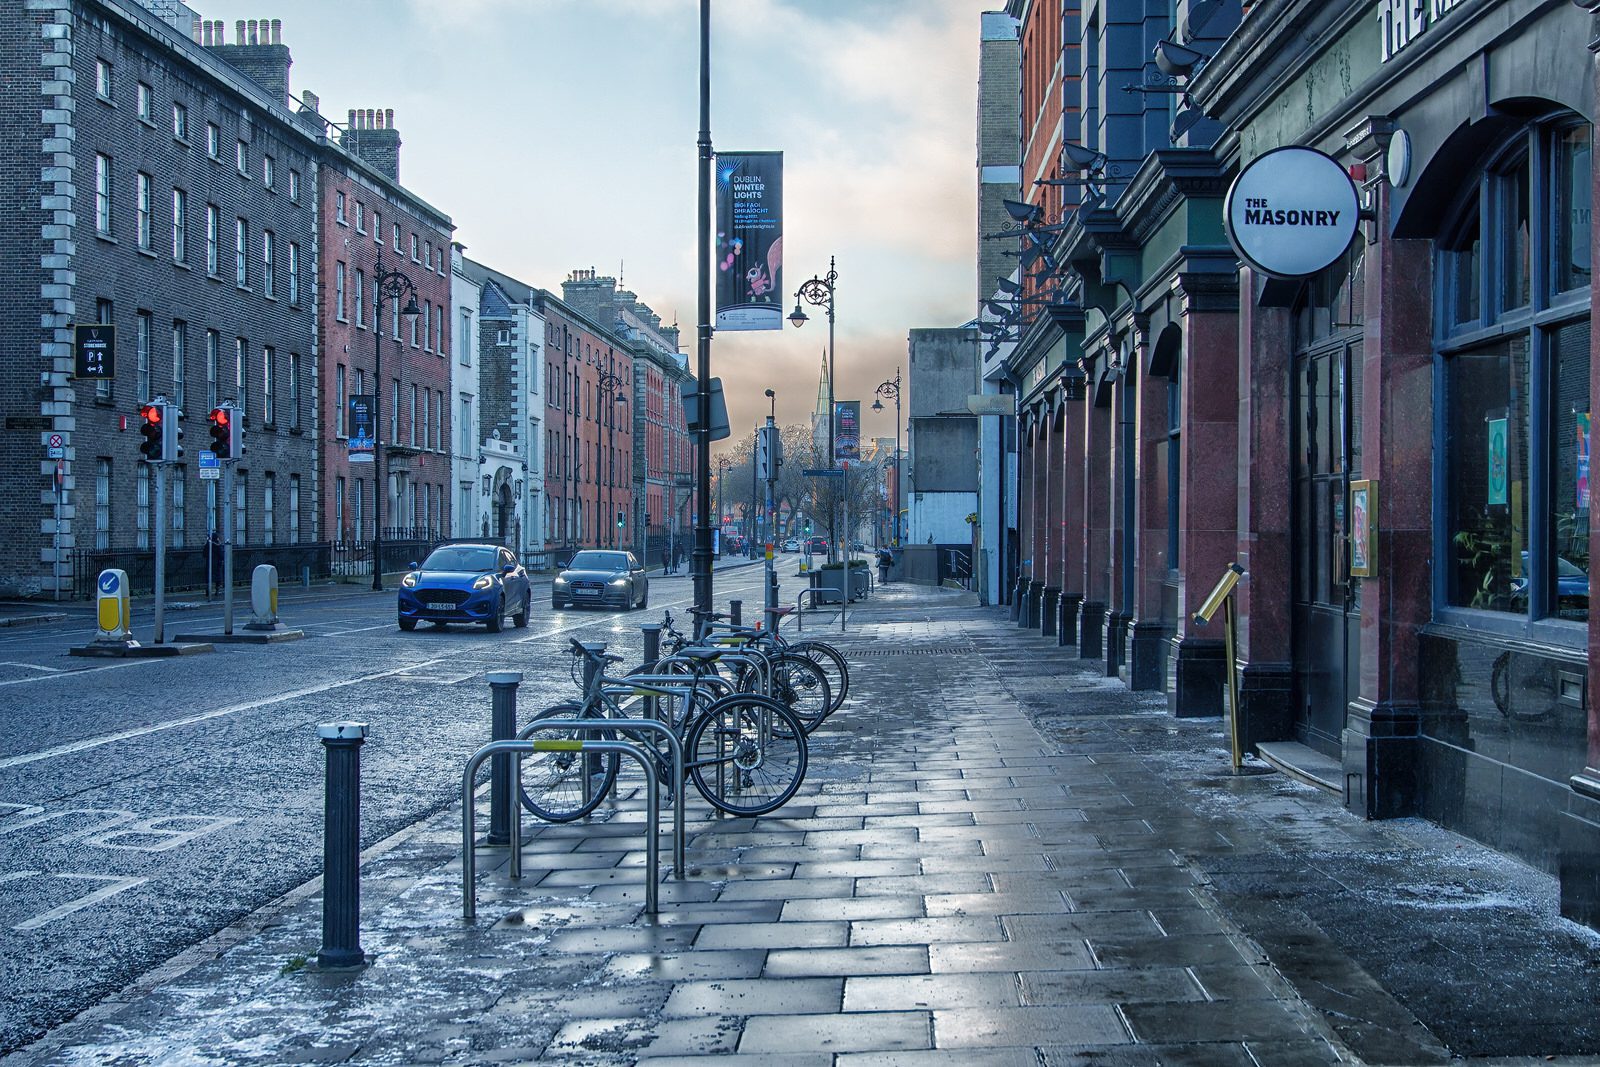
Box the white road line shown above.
[0,579,756,769]
[0,662,65,673]
[14,874,147,930]
[321,623,399,636]
[0,658,159,688]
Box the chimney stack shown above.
[340,106,403,181]
[204,17,294,107]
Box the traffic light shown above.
[162,405,183,462]
[616,510,625,529]
[137,403,162,462]
[805,521,813,534]
[208,407,231,459]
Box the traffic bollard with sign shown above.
[94,569,133,645]
[245,565,280,631]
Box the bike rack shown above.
[519,716,686,880]
[463,736,660,920]
[794,587,843,632]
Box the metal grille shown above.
[848,646,976,657]
[415,588,469,606]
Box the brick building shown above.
[314,107,454,548]
[0,3,322,594]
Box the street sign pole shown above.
[53,460,63,603]
[223,462,235,636]
[153,461,167,644]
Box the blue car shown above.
[398,543,531,632]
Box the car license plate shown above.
[574,588,598,596]
[427,601,455,611]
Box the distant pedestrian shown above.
[661,543,672,575]
[673,541,686,572]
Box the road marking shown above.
[0,658,158,689]
[14,874,147,930]
[0,808,135,840]
[87,815,240,852]
[0,661,65,673]
[0,578,760,769]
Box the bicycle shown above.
[518,638,809,821]
[661,607,848,730]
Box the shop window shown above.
[1438,120,1590,630]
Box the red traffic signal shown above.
[137,404,162,461]
[208,406,231,460]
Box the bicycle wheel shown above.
[739,653,830,734]
[788,639,849,714]
[685,693,808,816]
[517,702,619,822]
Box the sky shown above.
[195,0,997,449]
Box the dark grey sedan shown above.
[552,550,649,610]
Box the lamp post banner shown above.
[715,151,783,331]
[835,401,860,462]
[348,394,376,463]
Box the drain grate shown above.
[849,646,977,657]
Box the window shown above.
[205,204,218,275]
[424,240,431,266]
[236,139,247,175]
[435,307,443,353]
[393,222,400,251]
[1440,119,1593,628]
[95,59,112,100]
[353,479,362,541]
[409,308,419,347]
[460,310,472,365]
[355,202,364,233]
[410,383,418,446]
[372,211,381,244]
[95,460,110,549]
[421,389,431,448]
[422,302,431,351]
[289,168,301,202]
[136,465,150,550]
[289,352,301,430]
[136,82,151,122]
[289,475,300,543]
[263,346,275,425]
[171,467,185,548]
[136,311,151,402]
[354,269,365,324]
[410,233,419,261]
[171,188,186,262]
[172,102,188,140]
[336,190,347,224]
[206,122,220,160]
[336,365,346,437]
[460,484,472,537]
[336,476,345,538]
[335,261,346,321]
[262,155,274,190]
[261,231,274,299]
[235,217,248,286]
[206,330,219,408]
[135,173,151,250]
[235,337,248,417]
[391,379,400,443]
[95,154,112,235]
[172,321,186,410]
[460,396,472,454]
[235,472,248,545]
[263,473,275,546]
[287,242,299,305]
[434,390,443,450]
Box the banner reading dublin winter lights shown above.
[835,401,861,462]
[715,151,783,331]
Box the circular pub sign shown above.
[1224,146,1360,279]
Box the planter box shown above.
[810,568,847,605]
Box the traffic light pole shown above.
[223,462,236,636]
[153,462,167,644]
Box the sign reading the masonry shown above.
[348,394,376,463]
[1224,147,1359,279]
[1378,0,1483,64]
[835,401,860,463]
[74,324,115,380]
[715,151,784,331]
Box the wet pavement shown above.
[9,582,1600,1065]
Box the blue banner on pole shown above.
[715,152,783,331]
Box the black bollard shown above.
[729,599,742,626]
[640,624,662,720]
[486,672,522,846]
[580,643,607,783]
[317,721,369,969]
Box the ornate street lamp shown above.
[872,368,903,547]
[790,257,838,557]
[371,254,421,591]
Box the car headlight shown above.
[553,575,569,586]
[609,577,628,586]
[401,572,419,588]
[472,574,494,590]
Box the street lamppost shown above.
[599,370,627,548]
[872,368,902,548]
[789,257,837,558]
[370,254,422,591]
[716,455,731,538]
